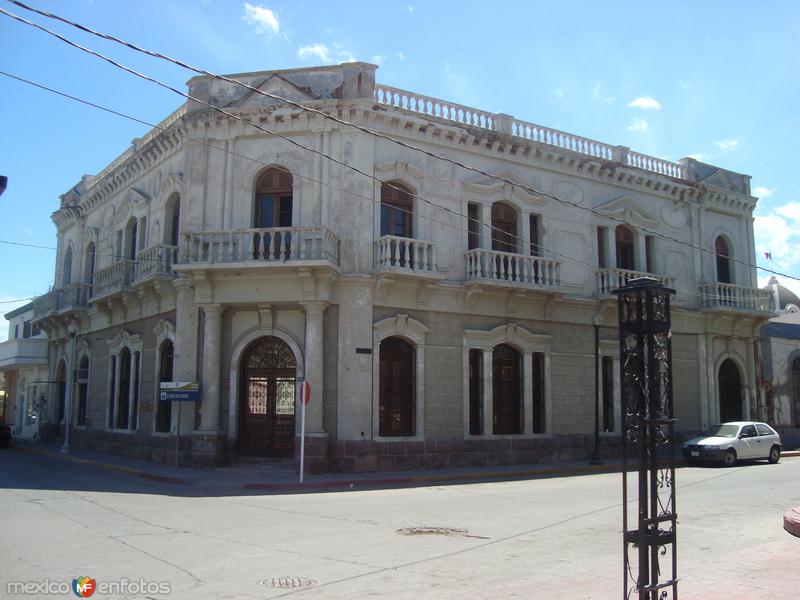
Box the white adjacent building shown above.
[32,62,776,470]
[0,303,48,438]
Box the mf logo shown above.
[72,577,96,598]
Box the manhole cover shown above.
[396,526,468,536]
[260,577,317,589]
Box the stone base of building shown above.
[328,434,625,473]
[191,431,227,467]
[68,427,193,466]
[295,432,329,474]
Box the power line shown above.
[5,0,797,286]
[0,71,781,306]
[0,69,785,307]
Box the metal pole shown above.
[60,331,76,454]
[591,320,602,464]
[299,383,306,483]
[176,401,181,468]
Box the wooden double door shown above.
[238,337,297,456]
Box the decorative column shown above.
[606,227,618,271]
[301,301,328,432]
[635,232,648,272]
[482,349,493,435]
[523,351,533,435]
[172,277,198,435]
[199,304,223,431]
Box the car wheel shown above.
[722,449,737,467]
[768,445,781,464]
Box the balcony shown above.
[134,243,177,283]
[596,268,675,297]
[375,236,439,276]
[698,282,773,313]
[465,249,561,289]
[178,226,340,268]
[32,283,90,321]
[0,337,48,369]
[92,260,135,301]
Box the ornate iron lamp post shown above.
[612,277,678,600]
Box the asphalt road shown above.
[1,448,799,599]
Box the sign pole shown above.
[176,401,181,469]
[299,381,306,483]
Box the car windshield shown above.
[707,424,739,438]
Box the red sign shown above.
[299,380,311,406]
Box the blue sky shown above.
[1,0,799,339]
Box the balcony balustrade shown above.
[465,249,561,288]
[597,268,675,296]
[31,283,90,320]
[698,282,773,312]
[179,226,340,266]
[375,235,437,274]
[92,260,135,299]
[135,243,177,282]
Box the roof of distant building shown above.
[4,301,34,320]
[763,275,800,312]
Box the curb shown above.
[12,443,189,486]
[12,440,800,493]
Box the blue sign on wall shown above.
[159,382,200,402]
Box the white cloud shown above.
[553,88,564,99]
[715,138,740,153]
[627,118,649,133]
[298,43,332,62]
[591,82,615,105]
[396,52,405,61]
[676,80,692,89]
[242,3,279,36]
[753,187,774,199]
[627,96,661,110]
[372,55,385,65]
[408,5,414,11]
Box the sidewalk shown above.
[9,436,800,493]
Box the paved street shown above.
[1,448,799,599]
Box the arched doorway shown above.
[56,360,67,424]
[493,344,522,434]
[718,359,743,423]
[379,337,415,436]
[238,336,297,455]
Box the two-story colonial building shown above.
[32,62,774,471]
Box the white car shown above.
[683,421,781,467]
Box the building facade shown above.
[0,303,48,438]
[32,63,776,470]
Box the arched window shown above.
[493,344,522,434]
[124,218,138,261]
[715,236,732,284]
[793,357,800,427]
[718,359,743,422]
[156,340,174,433]
[164,194,181,247]
[84,243,96,291]
[117,348,131,429]
[491,202,517,253]
[254,168,293,228]
[381,181,413,238]
[379,337,415,436]
[615,225,635,270]
[76,355,89,426]
[62,246,73,287]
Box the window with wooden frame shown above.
[615,225,635,270]
[469,349,483,435]
[492,343,522,434]
[254,168,293,229]
[491,202,517,253]
[381,182,414,238]
[467,203,480,250]
[379,337,415,436]
[715,236,732,283]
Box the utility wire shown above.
[5,0,797,285]
[0,71,782,306]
